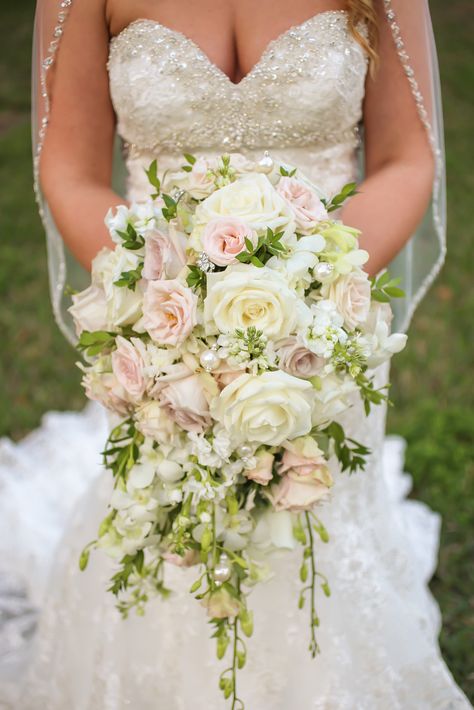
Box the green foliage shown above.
[324,181,358,212]
[113,261,144,290]
[186,264,207,290]
[77,330,116,357]
[370,270,405,303]
[145,159,161,198]
[161,193,178,221]
[321,421,372,473]
[235,227,286,267]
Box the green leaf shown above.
[145,159,161,193]
[384,286,405,298]
[250,255,264,267]
[376,270,392,288]
[183,152,196,165]
[371,289,391,303]
[79,548,90,571]
[189,577,202,593]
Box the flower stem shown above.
[305,512,320,657]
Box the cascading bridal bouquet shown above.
[70,151,407,707]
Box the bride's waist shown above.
[123,143,359,202]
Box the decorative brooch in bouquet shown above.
[70,152,407,708]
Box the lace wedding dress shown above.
[0,10,471,709]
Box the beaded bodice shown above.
[107,11,368,200]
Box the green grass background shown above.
[0,0,472,699]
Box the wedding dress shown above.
[0,9,471,709]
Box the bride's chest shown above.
[107,12,368,153]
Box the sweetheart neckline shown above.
[109,10,349,88]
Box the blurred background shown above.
[0,0,472,700]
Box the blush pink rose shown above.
[278,449,328,478]
[276,337,325,378]
[143,228,187,281]
[325,271,371,330]
[269,475,330,512]
[159,374,212,433]
[277,177,328,234]
[143,230,170,280]
[245,451,275,486]
[111,336,147,400]
[82,370,132,417]
[201,217,256,266]
[142,279,198,345]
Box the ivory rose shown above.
[212,371,313,446]
[134,400,177,444]
[142,279,198,345]
[276,337,325,378]
[324,270,372,330]
[111,336,147,400]
[204,265,311,338]
[277,176,328,234]
[201,217,257,266]
[165,156,216,200]
[159,374,212,434]
[69,284,108,336]
[91,246,144,327]
[245,451,275,486]
[195,173,294,235]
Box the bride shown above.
[0,0,471,707]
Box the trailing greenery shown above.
[0,0,472,700]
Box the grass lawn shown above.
[0,0,472,699]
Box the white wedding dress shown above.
[0,10,471,709]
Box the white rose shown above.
[311,373,359,426]
[68,284,108,336]
[212,371,313,446]
[204,265,311,338]
[135,400,177,444]
[194,173,295,235]
[324,270,372,330]
[92,246,143,327]
[164,156,216,200]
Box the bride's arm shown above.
[342,3,435,277]
[39,0,122,270]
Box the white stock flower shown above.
[251,510,297,551]
[212,371,313,446]
[266,233,325,287]
[360,302,407,367]
[204,265,311,338]
[303,299,347,358]
[105,202,159,244]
